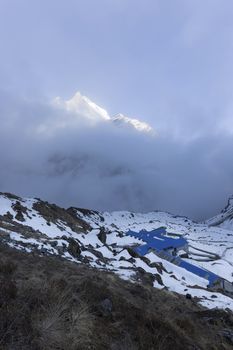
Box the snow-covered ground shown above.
[0,193,233,311]
[75,208,233,282]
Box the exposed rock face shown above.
[134,267,156,287]
[205,195,233,229]
[97,227,107,244]
[154,273,164,286]
[32,200,91,233]
[12,201,27,222]
[67,238,81,258]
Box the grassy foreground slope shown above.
[0,243,233,350]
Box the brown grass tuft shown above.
[0,243,233,350]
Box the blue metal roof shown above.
[179,260,220,286]
[125,227,220,287]
[127,227,187,253]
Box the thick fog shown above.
[0,90,232,220]
[1,0,233,219]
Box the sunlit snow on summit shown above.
[53,91,154,133]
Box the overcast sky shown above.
[1,0,233,220]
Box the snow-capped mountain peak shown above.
[53,91,154,133]
[53,91,111,122]
[112,113,154,133]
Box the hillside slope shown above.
[0,192,233,311]
[1,244,233,350]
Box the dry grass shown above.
[32,291,93,350]
[0,243,233,350]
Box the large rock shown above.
[97,227,107,244]
[67,238,81,258]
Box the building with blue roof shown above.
[127,227,188,257]
[125,227,231,290]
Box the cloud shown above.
[0,90,233,220]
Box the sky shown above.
[1,0,233,220]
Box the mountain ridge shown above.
[205,196,233,230]
[53,91,154,133]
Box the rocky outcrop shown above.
[67,238,81,258]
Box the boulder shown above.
[67,238,81,258]
[97,227,107,244]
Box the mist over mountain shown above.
[0,90,232,220]
[1,2,233,349]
